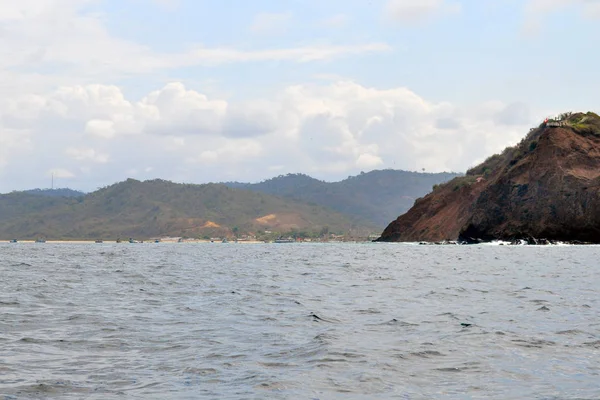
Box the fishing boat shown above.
[274,238,295,243]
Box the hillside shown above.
[0,179,377,240]
[0,192,76,222]
[23,188,85,198]
[377,111,600,243]
[224,170,460,227]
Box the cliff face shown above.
[378,112,600,243]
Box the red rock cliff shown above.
[377,112,600,243]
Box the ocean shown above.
[1,243,599,399]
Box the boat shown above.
[128,238,139,243]
[274,238,295,243]
[95,239,103,243]
[9,239,17,243]
[35,239,46,243]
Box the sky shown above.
[0,0,599,192]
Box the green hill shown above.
[224,169,460,227]
[23,188,86,198]
[0,179,377,240]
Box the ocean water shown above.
[1,243,599,399]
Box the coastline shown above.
[0,239,268,244]
[0,239,375,244]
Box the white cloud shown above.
[385,0,461,24]
[356,153,384,168]
[0,80,541,192]
[48,168,75,179]
[190,139,263,165]
[0,128,32,170]
[523,0,600,34]
[184,43,392,65]
[85,120,116,139]
[0,0,390,92]
[250,12,293,34]
[494,102,531,126]
[66,147,109,163]
[139,82,227,136]
[525,0,576,14]
[588,2,600,18]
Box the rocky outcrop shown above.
[377,112,600,243]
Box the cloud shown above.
[0,80,540,192]
[184,43,392,65]
[356,153,384,168]
[494,102,531,126]
[385,0,461,24]
[139,82,227,136]
[5,82,274,139]
[524,0,584,14]
[0,0,390,90]
[522,0,600,34]
[85,120,117,139]
[250,12,293,34]
[66,147,110,163]
[435,117,462,130]
[0,128,32,170]
[190,139,263,165]
[221,101,278,138]
[48,168,75,179]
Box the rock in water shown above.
[377,112,600,244]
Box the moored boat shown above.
[274,238,295,243]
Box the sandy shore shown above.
[2,240,269,244]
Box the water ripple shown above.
[0,243,599,399]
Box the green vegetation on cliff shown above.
[466,112,600,178]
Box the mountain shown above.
[377,111,600,243]
[0,179,377,240]
[224,170,460,228]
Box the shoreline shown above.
[1,240,267,244]
[0,239,375,244]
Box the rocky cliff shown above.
[377,112,600,243]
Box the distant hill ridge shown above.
[1,169,460,239]
[0,178,376,240]
[223,169,461,227]
[23,188,85,198]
